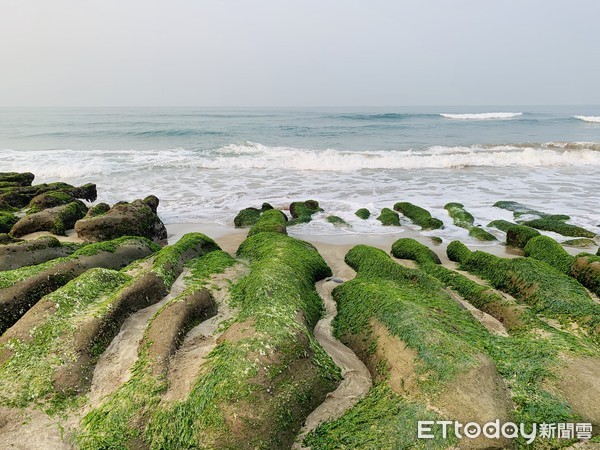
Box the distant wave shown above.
[4,141,600,178]
[573,115,600,123]
[440,112,523,120]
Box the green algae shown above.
[445,203,496,241]
[488,219,517,232]
[376,208,400,226]
[354,208,370,220]
[393,201,443,230]
[447,241,600,337]
[506,225,541,249]
[326,215,348,226]
[247,208,287,236]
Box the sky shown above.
[0,0,598,107]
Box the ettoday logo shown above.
[418,420,593,444]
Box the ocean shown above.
[1,106,599,242]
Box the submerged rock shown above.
[355,208,370,220]
[393,202,443,230]
[487,219,517,232]
[10,201,88,237]
[326,215,348,226]
[562,238,597,249]
[445,202,496,241]
[74,196,167,243]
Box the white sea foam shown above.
[440,112,523,120]
[2,142,600,180]
[573,115,600,123]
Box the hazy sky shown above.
[1,0,598,107]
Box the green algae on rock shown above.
[354,208,370,220]
[393,201,443,230]
[447,240,600,338]
[376,207,400,226]
[445,202,497,241]
[75,196,167,243]
[10,201,87,237]
[0,233,219,407]
[0,236,160,335]
[506,225,541,249]
[488,219,517,232]
[326,215,348,226]
[247,208,288,236]
[288,199,323,226]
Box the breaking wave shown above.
[3,141,600,179]
[573,115,600,123]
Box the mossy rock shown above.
[0,233,21,244]
[522,217,596,238]
[11,201,88,237]
[233,207,262,228]
[431,236,443,245]
[326,215,348,226]
[444,202,474,228]
[447,239,600,338]
[248,209,288,236]
[288,200,323,226]
[493,200,569,221]
[488,219,517,232]
[0,172,34,187]
[561,238,596,249]
[75,197,167,243]
[571,253,600,298]
[376,208,400,226]
[86,203,110,218]
[506,225,541,249]
[391,237,441,265]
[27,190,76,214]
[355,208,370,220]
[0,211,19,234]
[0,182,97,209]
[524,235,574,275]
[393,202,443,230]
[468,226,497,242]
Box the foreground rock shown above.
[75,196,167,243]
[0,233,217,407]
[0,236,159,334]
[10,201,87,237]
[0,236,79,271]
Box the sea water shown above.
[1,106,599,242]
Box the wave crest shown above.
[573,115,600,123]
[3,141,600,179]
[440,112,523,120]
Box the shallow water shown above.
[1,106,599,242]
